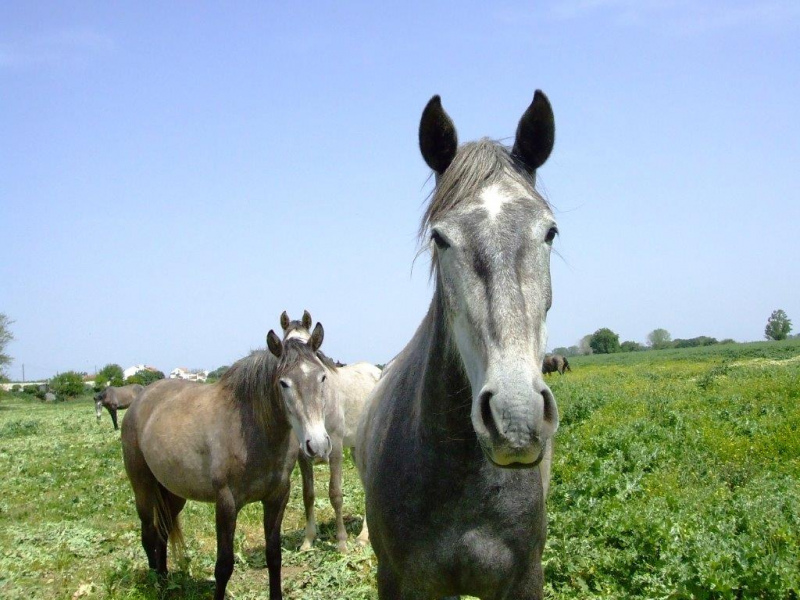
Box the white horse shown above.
[279,311,380,551]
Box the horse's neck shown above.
[412,289,474,440]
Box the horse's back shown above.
[337,362,381,446]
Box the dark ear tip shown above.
[533,89,551,106]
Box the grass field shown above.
[1,339,798,599]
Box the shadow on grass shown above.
[242,515,367,565]
[104,563,216,600]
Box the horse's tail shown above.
[564,358,572,372]
[154,483,185,563]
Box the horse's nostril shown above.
[480,390,500,439]
[306,440,314,456]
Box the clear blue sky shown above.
[2,1,798,381]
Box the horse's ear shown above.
[309,323,324,352]
[267,330,283,358]
[302,310,313,330]
[512,90,555,174]
[279,311,290,331]
[419,95,458,175]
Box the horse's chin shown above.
[480,443,545,470]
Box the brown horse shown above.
[121,324,332,600]
[542,355,571,375]
[94,384,144,430]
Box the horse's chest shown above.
[374,467,545,594]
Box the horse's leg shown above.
[298,455,316,551]
[213,488,238,600]
[135,496,160,572]
[376,560,428,599]
[496,551,544,600]
[263,488,290,600]
[123,432,162,572]
[329,438,347,552]
[355,513,370,546]
[155,485,187,573]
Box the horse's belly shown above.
[145,449,217,502]
[140,418,218,502]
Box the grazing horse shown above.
[121,324,332,600]
[542,354,571,375]
[95,384,144,430]
[357,91,560,600]
[279,311,380,551]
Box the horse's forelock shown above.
[419,139,541,242]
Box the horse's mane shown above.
[220,350,280,430]
[419,138,544,241]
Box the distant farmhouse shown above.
[123,364,161,380]
[169,367,209,382]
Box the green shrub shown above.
[125,369,165,386]
[49,371,86,400]
[94,364,124,390]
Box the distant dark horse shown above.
[121,325,332,600]
[358,91,560,599]
[542,355,571,375]
[95,384,144,430]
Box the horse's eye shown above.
[321,374,327,384]
[431,230,450,250]
[545,226,558,245]
[279,380,290,389]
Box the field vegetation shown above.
[0,339,798,599]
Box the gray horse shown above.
[95,384,144,430]
[279,311,379,551]
[357,91,560,599]
[542,355,571,375]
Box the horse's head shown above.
[94,389,106,420]
[267,323,332,462]
[279,310,313,342]
[420,91,560,468]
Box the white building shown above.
[124,364,160,379]
[169,367,209,382]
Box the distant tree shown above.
[94,364,124,390]
[0,313,14,378]
[552,347,570,356]
[719,338,737,345]
[206,366,230,383]
[673,336,718,348]
[620,340,644,352]
[647,328,672,350]
[764,309,792,341]
[578,335,594,355]
[50,371,87,400]
[589,328,621,354]
[126,369,165,386]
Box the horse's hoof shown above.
[299,540,313,552]
[337,541,348,553]
[355,537,370,547]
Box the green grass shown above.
[1,339,798,599]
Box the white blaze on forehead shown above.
[479,182,515,219]
[300,362,313,375]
